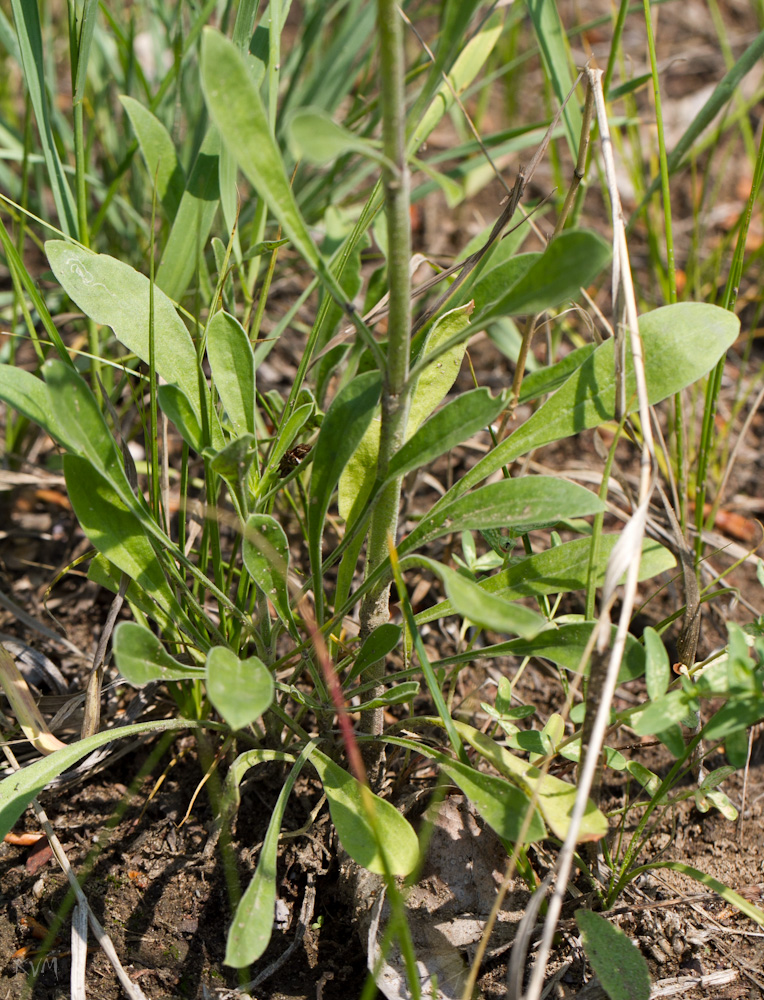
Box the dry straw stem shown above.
[519,67,657,1000]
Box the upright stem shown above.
[359,0,411,766]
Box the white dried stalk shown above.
[521,66,657,1000]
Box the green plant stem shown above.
[358,0,412,763]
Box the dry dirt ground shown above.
[2,1,764,997]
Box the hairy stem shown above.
[358,0,411,776]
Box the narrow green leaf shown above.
[525,0,582,156]
[157,384,204,452]
[10,0,77,234]
[479,231,611,320]
[72,0,99,104]
[243,514,297,633]
[265,402,314,481]
[644,627,671,701]
[641,30,764,205]
[400,477,605,557]
[201,28,320,270]
[438,624,647,684]
[517,343,596,404]
[438,757,546,845]
[339,303,473,523]
[45,241,202,417]
[310,749,419,876]
[44,361,133,494]
[206,647,274,730]
[120,96,186,219]
[346,623,401,683]
[287,107,391,169]
[415,536,675,627]
[156,127,221,301]
[207,310,256,437]
[114,622,205,685]
[436,303,740,504]
[576,909,650,1000]
[0,719,201,840]
[225,744,311,967]
[0,365,60,435]
[387,387,508,482]
[413,9,504,148]
[633,689,695,736]
[472,253,540,316]
[63,454,187,626]
[455,722,609,842]
[414,557,547,639]
[308,372,381,601]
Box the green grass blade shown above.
[10,0,77,235]
[524,0,582,156]
[155,127,221,301]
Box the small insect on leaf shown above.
[279,443,311,478]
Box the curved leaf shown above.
[243,514,297,632]
[479,230,611,320]
[0,719,201,840]
[455,722,609,842]
[45,241,202,416]
[437,302,740,504]
[113,622,205,685]
[64,454,187,627]
[310,749,419,876]
[415,536,675,626]
[386,387,508,482]
[207,310,256,437]
[120,96,185,218]
[201,28,320,270]
[0,364,61,437]
[414,557,547,639]
[399,477,605,556]
[308,372,381,598]
[156,127,221,301]
[225,744,311,967]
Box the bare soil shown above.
[3,0,764,995]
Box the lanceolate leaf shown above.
[436,623,648,683]
[242,514,297,633]
[45,241,202,417]
[310,749,419,876]
[225,744,311,967]
[308,372,381,612]
[0,719,204,841]
[156,126,222,302]
[64,455,188,628]
[414,536,675,626]
[455,722,609,842]
[386,387,508,482]
[399,477,605,556]
[339,303,473,523]
[207,310,256,437]
[386,736,546,845]
[413,557,547,639]
[478,230,611,320]
[120,96,186,218]
[200,28,321,271]
[433,303,739,506]
[44,361,133,495]
[0,364,61,437]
